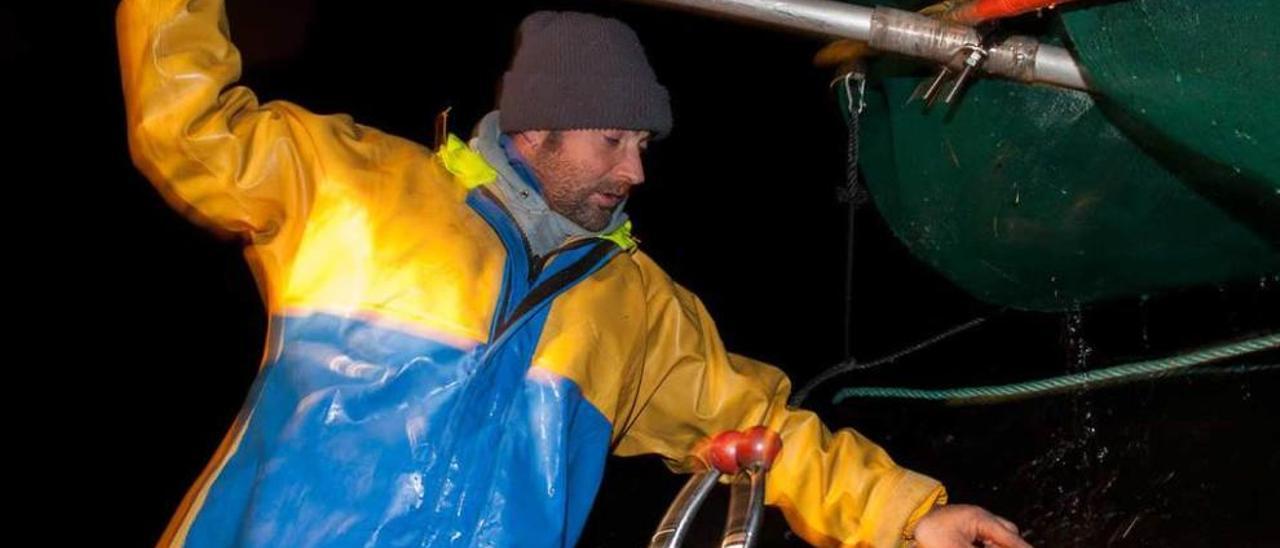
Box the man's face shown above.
[518,129,650,232]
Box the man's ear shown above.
[514,130,550,151]
[508,130,552,159]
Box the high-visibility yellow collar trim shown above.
[599,220,638,252]
[438,133,497,189]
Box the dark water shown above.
[583,283,1280,546]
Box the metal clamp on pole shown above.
[922,42,990,105]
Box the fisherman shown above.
[117,1,1029,545]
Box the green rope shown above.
[832,333,1280,406]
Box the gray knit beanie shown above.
[499,11,673,139]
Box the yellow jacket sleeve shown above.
[616,253,946,547]
[117,0,376,241]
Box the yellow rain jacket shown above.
[117,0,946,545]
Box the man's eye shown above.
[604,136,621,146]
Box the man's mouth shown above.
[592,191,626,208]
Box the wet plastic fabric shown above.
[117,0,944,546]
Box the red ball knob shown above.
[707,430,745,475]
[737,426,783,471]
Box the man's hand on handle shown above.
[911,504,1032,548]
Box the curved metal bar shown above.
[649,470,723,548]
[719,469,768,548]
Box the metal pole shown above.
[625,0,1090,90]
